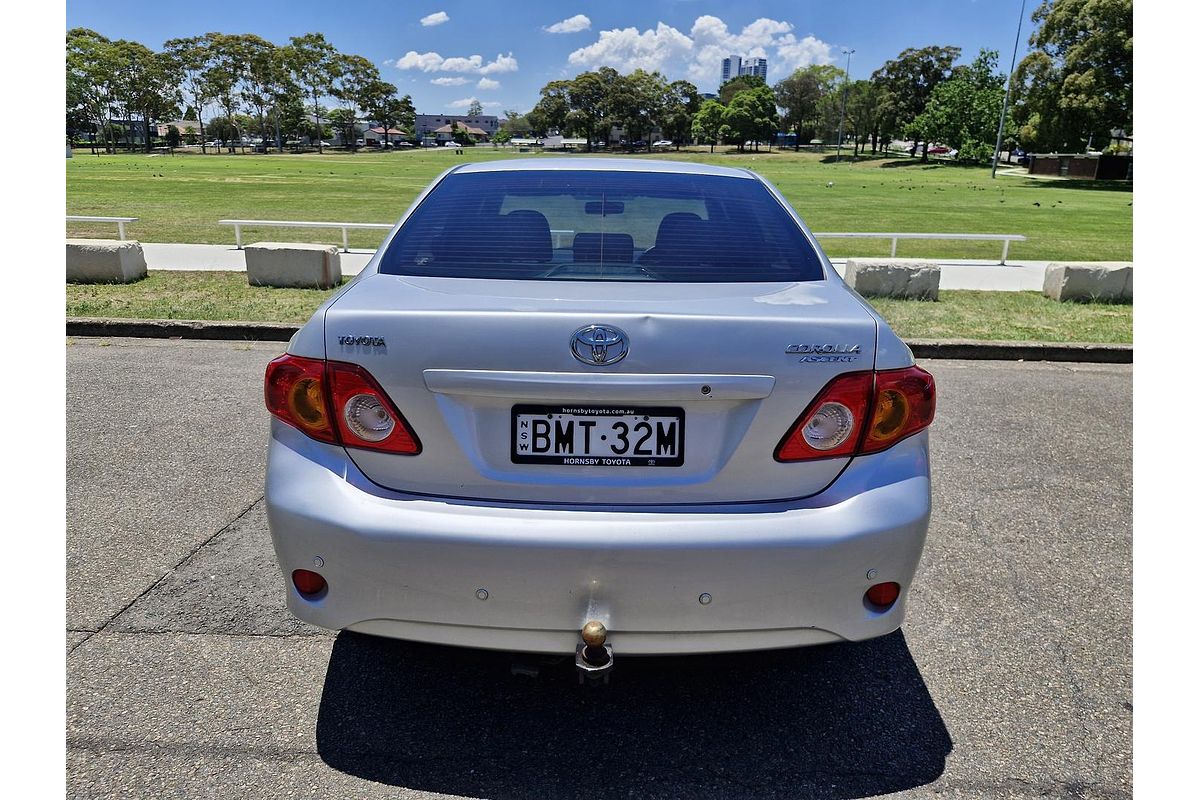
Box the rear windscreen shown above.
[378,169,826,282]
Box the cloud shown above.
[395,51,445,72]
[394,50,518,75]
[431,76,469,86]
[440,55,484,72]
[448,96,502,109]
[567,23,692,74]
[545,14,591,34]
[420,11,449,27]
[479,52,519,74]
[477,77,501,90]
[566,15,833,86]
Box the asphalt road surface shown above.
[66,338,1132,799]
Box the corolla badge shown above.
[785,343,862,363]
[571,325,629,366]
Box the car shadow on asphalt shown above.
[315,629,951,799]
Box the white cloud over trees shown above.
[394,51,519,75]
[545,15,591,34]
[567,15,833,85]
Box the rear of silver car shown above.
[264,159,934,656]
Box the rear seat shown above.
[572,232,635,263]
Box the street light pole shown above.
[835,49,855,163]
[991,0,1028,178]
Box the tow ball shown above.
[575,620,614,685]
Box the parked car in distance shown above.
[264,159,936,676]
[356,138,365,147]
[651,140,673,149]
[927,145,950,154]
[397,141,414,148]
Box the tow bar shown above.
[575,620,614,685]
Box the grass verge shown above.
[65,271,1132,344]
[66,149,1132,261]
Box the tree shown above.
[844,79,888,155]
[872,45,961,160]
[282,33,341,154]
[774,64,843,148]
[67,28,120,153]
[327,108,359,149]
[524,105,550,137]
[466,98,484,118]
[532,80,571,136]
[331,54,381,151]
[361,80,413,148]
[163,35,215,153]
[565,71,609,150]
[205,34,248,151]
[661,80,700,149]
[1012,0,1132,152]
[910,49,1008,162]
[165,125,181,152]
[718,74,766,105]
[499,108,532,137]
[615,69,669,147]
[235,35,292,152]
[723,86,778,152]
[691,99,725,153]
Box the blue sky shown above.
[67,0,1028,116]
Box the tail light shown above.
[265,355,421,455]
[775,365,935,462]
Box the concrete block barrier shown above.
[1042,262,1132,302]
[844,258,941,300]
[66,239,147,283]
[245,242,342,289]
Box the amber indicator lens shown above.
[288,378,328,431]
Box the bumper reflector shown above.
[865,581,901,610]
[292,569,327,598]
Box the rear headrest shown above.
[654,212,702,249]
[497,210,552,263]
[572,232,635,264]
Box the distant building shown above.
[721,55,741,85]
[363,126,407,146]
[415,114,500,141]
[721,55,768,86]
[430,123,489,143]
[156,119,202,138]
[741,58,768,80]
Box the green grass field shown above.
[66,148,1132,261]
[65,271,1132,343]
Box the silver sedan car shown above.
[264,159,935,676]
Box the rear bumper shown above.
[265,421,932,655]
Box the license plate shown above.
[511,405,685,467]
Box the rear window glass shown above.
[378,169,825,282]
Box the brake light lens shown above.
[775,366,935,462]
[775,372,874,461]
[327,361,421,454]
[264,355,420,455]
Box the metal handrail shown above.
[218,219,394,252]
[67,215,139,240]
[813,232,1027,264]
